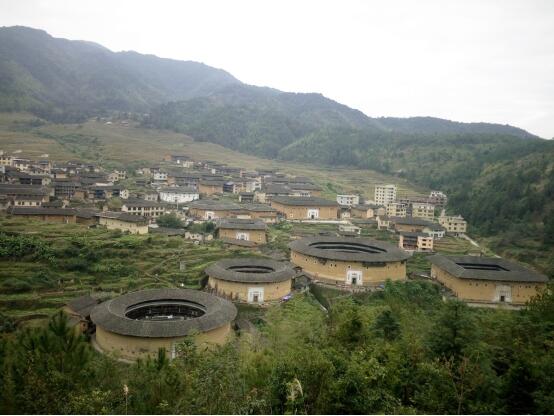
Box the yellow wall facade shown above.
[270,201,338,220]
[218,228,267,244]
[207,277,291,303]
[290,250,406,285]
[99,217,148,234]
[95,323,232,360]
[431,265,546,305]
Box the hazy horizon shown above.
[1,0,553,138]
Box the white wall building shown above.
[374,184,397,205]
[159,187,199,204]
[336,194,360,206]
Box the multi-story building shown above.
[438,214,467,235]
[411,202,435,221]
[429,191,448,208]
[336,194,360,206]
[386,202,407,218]
[399,232,434,252]
[121,199,166,219]
[159,187,199,204]
[374,184,397,205]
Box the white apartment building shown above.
[374,184,397,205]
[336,194,360,206]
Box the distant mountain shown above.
[0,26,239,121]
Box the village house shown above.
[288,182,322,197]
[121,199,166,219]
[88,185,129,201]
[377,215,392,230]
[270,196,339,220]
[0,184,50,204]
[411,202,435,221]
[107,170,127,182]
[338,224,362,235]
[75,208,101,226]
[188,200,243,220]
[242,204,279,223]
[135,190,159,201]
[216,218,267,245]
[429,190,448,208]
[386,202,407,218]
[12,195,43,207]
[53,179,82,199]
[239,192,255,203]
[390,216,434,233]
[63,295,99,334]
[159,187,199,204]
[374,184,397,205]
[351,203,386,219]
[336,194,360,206]
[7,206,77,223]
[96,211,149,234]
[438,214,468,235]
[255,183,292,203]
[399,232,434,252]
[0,152,13,167]
[198,180,224,195]
[428,255,548,305]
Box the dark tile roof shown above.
[289,236,410,263]
[122,198,164,208]
[242,204,277,212]
[217,218,267,230]
[97,211,148,223]
[390,216,434,227]
[67,295,99,317]
[271,196,338,207]
[8,207,76,216]
[189,200,242,211]
[160,187,198,194]
[91,289,237,338]
[427,255,548,283]
[75,208,101,219]
[206,258,295,284]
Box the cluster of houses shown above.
[1,150,548,309]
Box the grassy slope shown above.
[0,112,425,199]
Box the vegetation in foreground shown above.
[0,282,553,414]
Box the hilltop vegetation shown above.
[0,26,239,121]
[1,281,553,414]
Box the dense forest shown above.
[0,281,553,414]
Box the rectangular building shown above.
[374,184,397,205]
[270,196,338,220]
[428,255,548,305]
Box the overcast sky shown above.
[1,0,553,138]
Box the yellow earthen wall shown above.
[431,265,546,304]
[207,277,291,302]
[290,250,406,285]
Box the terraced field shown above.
[0,215,255,326]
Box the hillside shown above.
[0,26,239,121]
[0,26,552,275]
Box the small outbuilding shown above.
[216,218,267,245]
